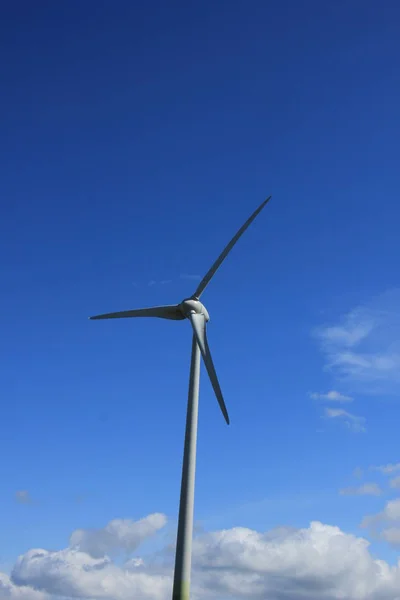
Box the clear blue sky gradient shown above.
[1,0,399,564]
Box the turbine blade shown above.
[89,305,184,321]
[194,196,272,298]
[188,312,230,424]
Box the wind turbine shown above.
[89,196,271,600]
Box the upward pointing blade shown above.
[89,305,184,320]
[194,196,272,298]
[188,312,229,425]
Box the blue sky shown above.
[1,1,400,598]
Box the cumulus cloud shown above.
[324,407,366,432]
[340,483,382,496]
[310,390,353,402]
[11,548,170,600]
[0,572,47,599]
[7,514,170,600]
[69,514,167,558]
[315,289,400,393]
[5,516,400,599]
[192,521,400,599]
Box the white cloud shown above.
[390,476,400,489]
[315,290,400,393]
[324,407,366,432]
[7,514,170,600]
[11,548,171,600]
[6,515,400,599]
[340,483,382,496]
[372,463,400,475]
[69,514,167,558]
[310,390,353,402]
[192,521,400,599]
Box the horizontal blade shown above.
[89,305,184,321]
[189,312,229,424]
[194,196,272,298]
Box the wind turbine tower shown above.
[90,196,272,599]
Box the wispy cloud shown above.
[148,279,172,287]
[339,483,382,496]
[390,476,400,489]
[310,390,353,403]
[361,498,400,547]
[15,490,32,505]
[371,462,400,475]
[319,320,374,348]
[381,528,400,545]
[353,467,363,479]
[361,499,400,529]
[324,408,366,433]
[315,290,400,394]
[142,274,201,287]
[180,273,201,281]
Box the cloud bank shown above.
[4,514,400,599]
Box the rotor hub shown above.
[179,298,210,321]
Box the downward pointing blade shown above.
[194,196,272,298]
[188,312,230,425]
[89,305,184,320]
